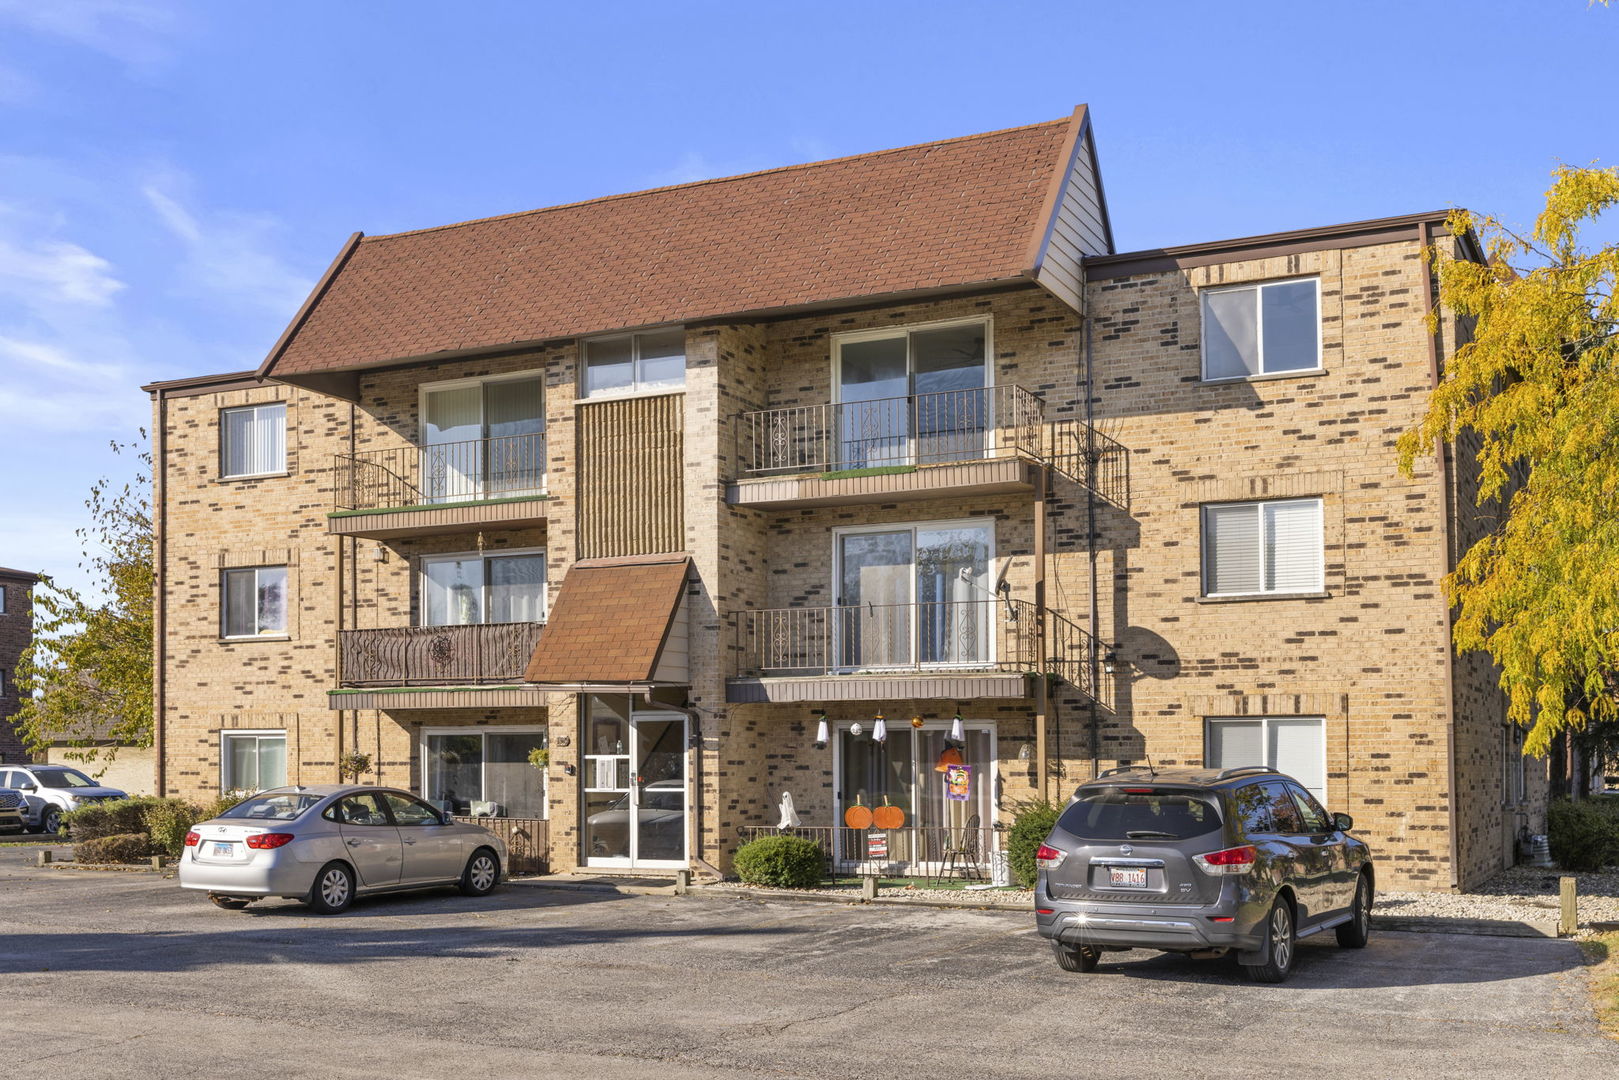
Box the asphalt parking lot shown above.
[1,847,1614,1079]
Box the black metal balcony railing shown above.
[732,599,1039,678]
[736,385,1044,476]
[339,622,545,687]
[1047,418,1130,509]
[333,433,546,513]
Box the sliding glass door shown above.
[834,521,993,670]
[422,374,545,503]
[834,321,988,469]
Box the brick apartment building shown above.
[0,566,41,765]
[146,107,1545,891]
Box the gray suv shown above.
[1034,766,1373,983]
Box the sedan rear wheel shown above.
[1051,939,1101,973]
[1335,873,1373,949]
[459,848,500,896]
[306,861,355,915]
[1243,897,1296,984]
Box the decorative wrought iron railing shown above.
[1047,418,1130,508]
[735,384,1045,476]
[339,622,545,687]
[1047,609,1112,711]
[332,432,546,513]
[732,598,1038,678]
[453,815,548,875]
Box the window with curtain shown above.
[422,552,546,626]
[1206,717,1326,801]
[221,566,288,638]
[1202,497,1323,596]
[583,328,685,398]
[220,403,287,478]
[421,729,548,818]
[1201,278,1320,380]
[222,731,287,792]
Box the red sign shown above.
[866,831,889,859]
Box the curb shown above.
[44,862,172,875]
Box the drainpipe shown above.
[1419,221,1463,892]
[153,387,168,797]
[1084,315,1102,780]
[1034,467,1049,804]
[334,533,345,783]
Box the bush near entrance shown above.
[75,832,153,864]
[734,835,826,889]
[1008,802,1061,888]
[1549,797,1619,872]
[65,793,248,860]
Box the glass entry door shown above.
[834,721,997,870]
[835,522,993,670]
[583,697,689,868]
[422,375,545,503]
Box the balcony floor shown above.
[726,672,1033,704]
[726,457,1040,510]
[326,495,549,539]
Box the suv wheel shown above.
[1243,897,1296,983]
[1051,939,1101,973]
[1335,873,1373,949]
[40,806,61,835]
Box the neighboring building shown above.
[146,107,1545,891]
[0,566,41,766]
[43,721,157,795]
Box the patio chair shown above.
[935,814,985,883]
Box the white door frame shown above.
[584,709,689,870]
[419,370,546,501]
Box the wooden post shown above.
[1559,876,1578,936]
[36,849,52,866]
[150,855,167,870]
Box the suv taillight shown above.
[245,833,294,849]
[1192,844,1257,875]
[1035,843,1066,870]
[183,831,200,847]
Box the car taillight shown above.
[245,833,294,849]
[1035,843,1066,870]
[1192,844,1257,875]
[184,831,200,847]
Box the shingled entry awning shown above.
[524,554,691,687]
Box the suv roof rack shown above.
[1215,765,1275,781]
[1096,765,1153,778]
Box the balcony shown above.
[728,385,1046,509]
[331,622,546,710]
[328,433,548,539]
[726,597,1104,704]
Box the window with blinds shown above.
[220,403,287,478]
[1201,497,1323,596]
[1206,716,1326,801]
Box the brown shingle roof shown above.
[262,112,1084,378]
[524,555,690,684]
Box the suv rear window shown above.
[1057,788,1223,841]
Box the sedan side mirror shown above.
[1333,812,1353,832]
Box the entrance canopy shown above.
[524,554,691,686]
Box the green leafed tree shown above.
[1398,167,1619,763]
[15,440,154,766]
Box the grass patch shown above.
[1583,931,1619,1040]
[818,465,918,481]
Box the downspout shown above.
[1034,467,1049,804]
[334,533,344,783]
[153,387,168,797]
[1085,315,1102,779]
[1419,220,1463,892]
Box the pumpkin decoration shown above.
[872,795,905,830]
[844,795,874,829]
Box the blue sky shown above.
[1,0,1615,596]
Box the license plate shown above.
[211,842,234,857]
[1107,867,1148,888]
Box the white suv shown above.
[0,765,127,835]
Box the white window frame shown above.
[580,327,686,401]
[417,548,547,627]
[417,370,548,500]
[0,584,7,614]
[1199,277,1322,382]
[220,565,289,640]
[831,518,998,671]
[419,725,549,820]
[1205,716,1328,803]
[220,729,287,793]
[829,315,994,397]
[1200,497,1324,598]
[219,402,288,479]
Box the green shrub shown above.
[63,797,169,842]
[1008,801,1062,888]
[1548,798,1619,872]
[733,835,826,889]
[75,832,153,865]
[145,800,202,858]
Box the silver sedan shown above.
[178,784,508,914]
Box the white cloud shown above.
[0,236,124,307]
[143,183,314,316]
[0,0,179,67]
